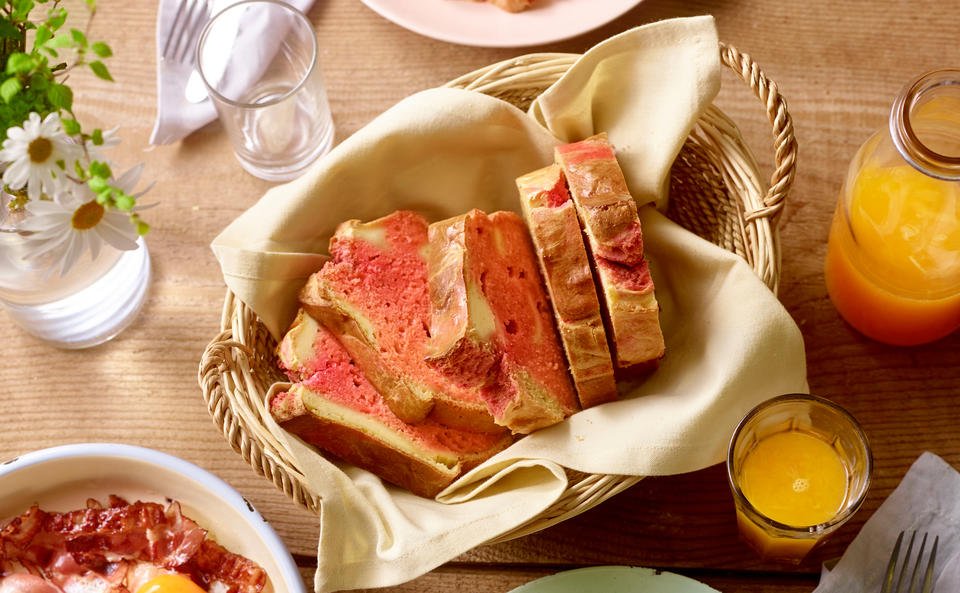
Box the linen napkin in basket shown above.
[150,0,315,145]
[210,16,809,592]
[815,452,960,593]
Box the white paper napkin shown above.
[150,0,315,145]
[815,452,960,593]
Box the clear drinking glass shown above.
[726,394,872,563]
[197,0,334,182]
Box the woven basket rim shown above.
[198,41,798,545]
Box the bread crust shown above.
[517,165,619,408]
[555,133,665,371]
[270,385,513,498]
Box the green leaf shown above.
[46,8,67,31]
[70,28,87,48]
[46,32,72,48]
[91,128,103,145]
[28,72,49,90]
[115,193,134,211]
[89,161,112,179]
[61,117,81,135]
[43,46,59,58]
[85,0,97,11]
[46,82,72,111]
[0,78,21,103]
[34,24,52,48]
[89,60,112,81]
[88,176,108,193]
[91,41,112,58]
[5,53,34,74]
[12,0,36,21]
[0,20,24,43]
[135,220,150,235]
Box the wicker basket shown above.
[198,42,797,545]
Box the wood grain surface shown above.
[1,1,959,592]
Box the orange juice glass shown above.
[825,69,960,346]
[726,394,872,563]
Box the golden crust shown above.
[555,133,665,370]
[517,165,619,408]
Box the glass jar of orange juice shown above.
[825,69,960,345]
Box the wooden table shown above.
[2,1,959,591]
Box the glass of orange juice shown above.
[726,394,872,563]
[825,69,960,346]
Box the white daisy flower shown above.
[0,112,82,201]
[19,170,145,277]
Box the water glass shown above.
[726,394,872,563]
[197,0,334,182]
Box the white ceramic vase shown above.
[0,193,151,349]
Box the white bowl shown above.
[0,443,306,593]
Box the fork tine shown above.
[161,0,190,58]
[895,532,917,593]
[905,532,928,593]
[173,0,209,63]
[921,536,938,593]
[881,531,905,593]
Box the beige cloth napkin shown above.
[211,16,809,592]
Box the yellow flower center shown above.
[72,201,104,230]
[28,137,53,163]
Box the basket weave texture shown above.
[198,42,797,544]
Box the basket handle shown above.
[719,42,798,226]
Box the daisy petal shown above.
[58,232,85,277]
[87,229,102,261]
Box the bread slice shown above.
[271,316,513,498]
[426,209,579,434]
[555,133,665,374]
[298,210,501,433]
[516,165,619,408]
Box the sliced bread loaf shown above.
[516,165,619,408]
[298,210,501,433]
[426,209,579,434]
[271,315,513,498]
[555,133,665,374]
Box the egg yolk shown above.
[135,574,206,593]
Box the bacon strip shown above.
[0,497,266,593]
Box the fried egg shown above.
[135,574,206,593]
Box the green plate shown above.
[510,566,721,593]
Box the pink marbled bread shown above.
[516,165,618,408]
[298,210,502,433]
[426,209,579,434]
[272,311,513,498]
[554,133,665,375]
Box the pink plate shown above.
[360,0,643,48]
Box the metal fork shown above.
[880,531,939,593]
[151,0,212,144]
[162,0,211,65]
